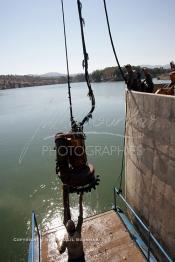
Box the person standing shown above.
[170,61,175,71]
[57,185,85,262]
[125,64,139,91]
[143,68,154,93]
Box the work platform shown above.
[42,210,146,261]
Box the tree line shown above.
[90,66,170,82]
[0,66,170,90]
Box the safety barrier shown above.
[113,187,173,262]
[28,211,41,262]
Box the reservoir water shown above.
[0,82,126,261]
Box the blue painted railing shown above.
[28,211,41,262]
[113,187,173,262]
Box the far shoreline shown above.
[0,65,170,91]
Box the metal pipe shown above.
[34,212,41,262]
[113,187,117,210]
[31,211,35,262]
[150,232,172,262]
[148,229,151,262]
[115,188,149,232]
[31,211,41,262]
[114,188,173,262]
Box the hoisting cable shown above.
[77,0,95,127]
[56,0,100,194]
[118,92,128,194]
[103,0,127,193]
[61,0,75,129]
[103,0,127,83]
[103,0,128,193]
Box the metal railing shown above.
[113,187,173,262]
[28,211,41,262]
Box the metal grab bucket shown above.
[55,132,96,189]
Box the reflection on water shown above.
[0,82,125,261]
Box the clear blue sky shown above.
[0,0,174,75]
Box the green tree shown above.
[91,70,103,82]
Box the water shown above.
[0,82,126,261]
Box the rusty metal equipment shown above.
[55,0,100,193]
[55,132,100,194]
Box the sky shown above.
[0,0,174,75]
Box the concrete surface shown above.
[125,90,175,260]
[42,210,145,262]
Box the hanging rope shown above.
[61,0,75,129]
[103,0,127,83]
[77,0,95,127]
[118,91,128,193]
[103,0,128,192]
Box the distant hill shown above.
[40,72,65,78]
[0,64,171,90]
[141,64,170,69]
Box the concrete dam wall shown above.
[125,91,175,260]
